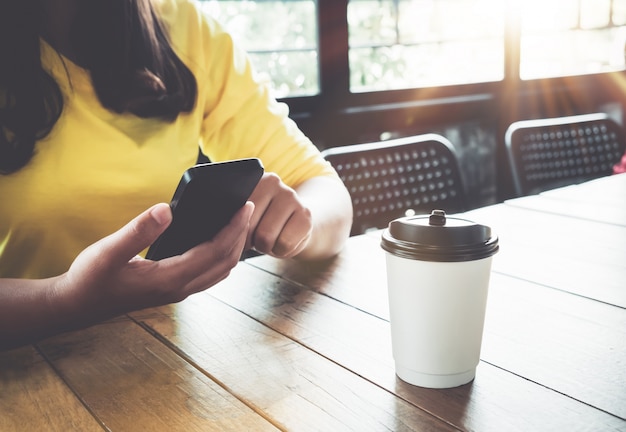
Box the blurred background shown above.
[199,0,626,208]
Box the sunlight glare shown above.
[512,0,578,32]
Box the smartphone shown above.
[146,158,264,260]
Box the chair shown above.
[505,113,626,196]
[321,134,466,236]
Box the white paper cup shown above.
[381,210,498,388]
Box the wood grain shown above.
[504,194,626,227]
[540,173,626,206]
[0,345,102,432]
[130,284,456,432]
[206,262,626,431]
[247,233,390,319]
[464,204,626,307]
[36,319,279,432]
[483,273,626,420]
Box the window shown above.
[201,0,626,97]
[198,0,319,98]
[347,0,505,92]
[519,0,626,80]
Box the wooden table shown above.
[2,174,625,431]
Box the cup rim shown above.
[381,229,499,262]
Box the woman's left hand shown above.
[246,173,313,258]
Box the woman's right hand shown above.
[56,201,254,322]
[0,202,253,350]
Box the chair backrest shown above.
[505,113,626,196]
[321,134,466,236]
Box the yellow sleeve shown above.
[177,4,338,187]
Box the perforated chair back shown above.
[505,113,626,196]
[321,134,466,236]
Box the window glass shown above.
[519,0,626,80]
[347,0,505,92]
[196,1,626,96]
[614,0,626,25]
[198,1,319,97]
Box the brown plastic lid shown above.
[380,210,499,262]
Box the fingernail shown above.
[150,203,172,225]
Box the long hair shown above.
[0,0,197,174]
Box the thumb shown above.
[98,203,172,267]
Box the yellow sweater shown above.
[0,0,336,279]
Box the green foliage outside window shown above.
[198,0,319,98]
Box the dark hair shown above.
[0,0,197,174]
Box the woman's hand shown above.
[246,173,313,258]
[57,201,254,320]
[0,202,253,350]
[246,173,352,260]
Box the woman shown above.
[0,0,352,349]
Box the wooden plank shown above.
[205,263,626,431]
[465,204,626,258]
[504,194,626,227]
[540,173,626,206]
[250,204,626,312]
[464,205,626,307]
[248,233,390,319]
[356,202,626,307]
[130,287,455,432]
[36,319,279,432]
[483,273,626,420]
[0,345,102,432]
